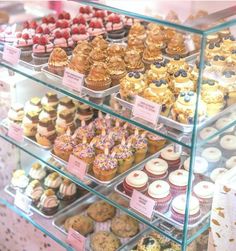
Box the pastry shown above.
[142,44,163,69]
[159,146,181,170]
[107,56,127,86]
[73,142,95,167]
[85,62,111,91]
[88,18,106,39]
[28,162,46,181]
[41,92,59,109]
[143,80,175,117]
[109,120,129,145]
[107,44,125,58]
[8,104,24,124]
[92,152,118,181]
[137,236,161,251]
[221,35,236,53]
[199,127,219,144]
[68,53,90,75]
[35,118,57,147]
[129,22,146,40]
[120,71,147,103]
[22,111,39,137]
[171,91,206,124]
[106,13,125,40]
[201,147,222,168]
[220,135,236,157]
[124,50,145,73]
[64,214,94,236]
[165,33,188,58]
[111,214,139,238]
[39,106,57,121]
[123,16,134,36]
[211,54,228,72]
[144,158,168,179]
[146,59,169,82]
[56,110,75,136]
[25,180,44,204]
[48,48,68,76]
[93,112,111,134]
[147,180,172,213]
[73,40,92,56]
[168,169,189,196]
[71,25,89,43]
[127,36,145,54]
[87,200,116,222]
[38,189,59,215]
[167,55,189,75]
[24,97,42,114]
[44,172,62,190]
[14,32,33,60]
[11,169,29,190]
[123,170,148,196]
[57,97,76,114]
[210,168,227,183]
[90,231,121,251]
[53,134,77,161]
[108,192,129,208]
[171,195,200,224]
[58,179,77,201]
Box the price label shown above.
[62,68,84,93]
[130,190,155,219]
[8,123,24,142]
[2,44,21,65]
[132,96,161,125]
[67,228,86,251]
[67,155,87,181]
[14,190,32,214]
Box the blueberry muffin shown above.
[149,232,171,249]
[137,236,161,251]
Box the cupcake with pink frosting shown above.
[123,16,135,36]
[106,13,125,40]
[53,31,74,54]
[57,11,71,25]
[88,18,106,39]
[93,10,107,24]
[41,16,56,31]
[71,26,89,43]
[79,6,94,22]
[14,32,33,60]
[71,16,87,29]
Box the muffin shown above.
[137,236,161,251]
[85,62,111,91]
[58,179,77,201]
[124,50,145,73]
[24,97,42,114]
[11,169,29,190]
[48,48,68,76]
[64,214,94,236]
[56,110,75,136]
[159,146,181,171]
[44,172,62,191]
[68,53,90,76]
[7,104,24,124]
[106,13,125,40]
[25,180,44,205]
[147,180,172,213]
[87,200,116,222]
[146,130,167,154]
[111,214,139,237]
[41,92,59,109]
[73,142,95,167]
[144,158,168,179]
[201,147,222,169]
[168,169,189,196]
[28,162,46,181]
[90,231,121,251]
[38,189,60,215]
[57,97,76,114]
[108,192,129,208]
[123,170,148,196]
[22,111,39,137]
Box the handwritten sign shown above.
[8,123,24,142]
[3,44,21,65]
[67,155,87,181]
[62,68,84,93]
[67,228,86,251]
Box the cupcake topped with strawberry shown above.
[54,20,71,34]
[71,15,87,29]
[94,10,107,24]
[71,26,89,43]
[79,6,94,22]
[14,32,33,51]
[41,16,56,31]
[22,21,37,36]
[88,18,106,39]
[106,13,125,40]
[53,31,74,54]
[58,11,71,24]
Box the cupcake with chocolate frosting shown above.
[56,110,75,136]
[41,92,59,108]
[57,97,76,114]
[22,111,39,137]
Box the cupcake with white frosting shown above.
[225,156,236,169]
[159,146,181,171]
[11,169,29,190]
[201,147,222,169]
[144,158,168,180]
[199,127,219,144]
[210,167,227,183]
[168,169,189,196]
[28,162,47,181]
[220,135,236,157]
[44,172,62,191]
[215,117,234,134]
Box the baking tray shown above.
[1,118,52,150]
[114,93,236,133]
[41,65,120,98]
[50,142,169,186]
[53,190,146,251]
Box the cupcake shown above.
[171,195,200,224]
[211,54,228,72]
[107,56,127,86]
[220,70,236,106]
[78,6,93,22]
[171,91,206,124]
[36,118,57,147]
[8,104,24,124]
[57,97,76,114]
[24,97,42,114]
[73,40,92,56]
[127,36,145,54]
[123,170,148,196]
[38,189,60,215]
[144,158,168,179]
[111,214,139,238]
[183,156,208,179]
[210,167,227,183]
[123,16,134,36]
[85,62,111,91]
[107,44,125,58]
[91,35,108,50]
[145,30,166,49]
[44,172,62,190]
[215,117,234,134]
[225,156,236,169]
[129,22,146,40]
[25,180,44,205]
[167,55,189,75]
[53,134,77,161]
[73,122,95,143]
[11,169,29,190]
[22,111,39,137]
[28,162,46,181]
[39,106,57,121]
[143,79,175,117]
[199,127,219,144]
[146,127,167,154]
[73,142,95,168]
[220,135,236,157]
[92,131,115,154]
[68,53,90,76]
[149,232,171,250]
[88,18,106,39]
[56,110,75,136]
[120,71,146,103]
[48,48,68,76]
[201,147,222,169]
[109,121,129,145]
[58,179,77,201]
[146,59,169,82]
[168,169,189,196]
[147,180,172,213]
[71,26,89,44]
[92,152,118,181]
[89,47,107,64]
[205,42,221,59]
[142,44,162,69]
[14,32,33,60]
[137,236,161,251]
[159,146,181,171]
[41,92,59,109]
[124,50,145,73]
[93,10,107,24]
[106,13,125,40]
[53,31,74,55]
[76,102,94,123]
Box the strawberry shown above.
[16,32,22,38]
[96,11,105,19]
[23,21,29,29]
[108,15,114,23]
[36,26,43,33]
[107,11,113,15]
[113,15,120,23]
[58,13,64,19]
[61,21,69,28]
[94,21,102,29]
[89,21,96,28]
[44,27,50,34]
[79,7,85,14]
[62,31,70,39]
[85,6,91,14]
[22,33,30,40]
[56,21,62,28]
[33,36,39,44]
[64,12,70,20]
[39,36,47,45]
[55,31,62,38]
[73,18,79,24]
[71,27,79,34]
[30,21,37,29]
[78,16,86,25]
[79,26,86,34]
[42,17,48,24]
[48,16,56,23]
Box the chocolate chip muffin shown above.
[90,231,121,251]
[111,214,139,238]
[87,201,116,222]
[64,214,94,236]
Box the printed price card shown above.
[8,123,24,142]
[130,190,155,219]
[3,44,21,65]
[67,228,86,251]
[132,96,161,125]
[62,68,84,93]
[14,190,32,214]
[67,155,87,181]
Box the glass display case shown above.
[0,1,235,251]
